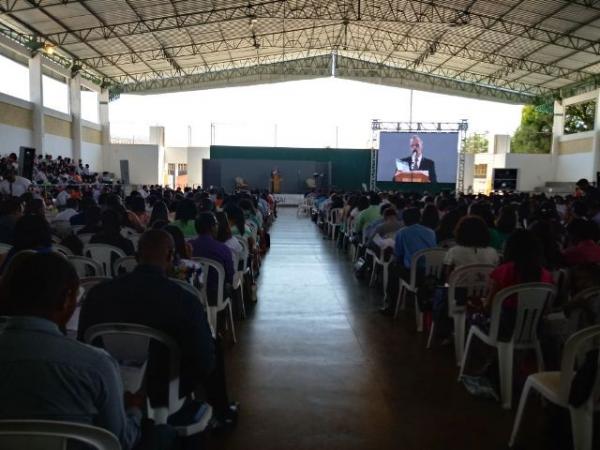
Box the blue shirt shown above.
[0,316,141,449]
[394,224,437,269]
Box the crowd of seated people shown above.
[0,154,277,448]
[307,178,600,446]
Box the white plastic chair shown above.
[394,247,447,332]
[509,324,600,450]
[84,323,212,437]
[68,255,104,278]
[432,264,495,364]
[51,244,73,257]
[121,228,140,251]
[0,420,120,450]
[52,220,72,238]
[458,282,557,409]
[83,244,126,277]
[366,244,394,303]
[78,233,94,244]
[0,243,12,254]
[328,207,343,241]
[233,236,251,319]
[296,197,313,217]
[113,256,138,276]
[192,257,236,343]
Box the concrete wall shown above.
[186,147,210,187]
[0,92,103,170]
[504,153,555,191]
[108,144,161,185]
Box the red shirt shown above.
[563,240,600,266]
[490,262,553,308]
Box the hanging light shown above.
[43,42,56,55]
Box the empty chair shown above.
[509,324,600,450]
[83,244,126,277]
[192,257,236,343]
[84,323,212,437]
[51,244,73,257]
[0,420,120,450]
[113,256,138,276]
[394,247,447,332]
[458,282,557,409]
[68,255,104,278]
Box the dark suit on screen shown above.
[398,156,437,184]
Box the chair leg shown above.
[509,378,533,447]
[458,327,475,381]
[426,321,435,349]
[239,282,246,319]
[229,303,237,344]
[498,342,514,409]
[453,314,466,367]
[534,341,545,372]
[382,264,389,301]
[394,283,404,318]
[415,295,423,332]
[369,261,377,287]
[569,404,593,450]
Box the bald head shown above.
[137,229,174,270]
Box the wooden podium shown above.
[393,170,431,183]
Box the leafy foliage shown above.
[564,100,596,135]
[511,105,552,154]
[463,133,489,153]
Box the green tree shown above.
[463,133,489,153]
[511,105,553,154]
[564,100,596,134]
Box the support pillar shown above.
[98,89,111,174]
[28,52,44,154]
[69,73,82,164]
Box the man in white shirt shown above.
[0,170,31,197]
[55,187,71,207]
[53,198,79,222]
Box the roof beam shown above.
[32,0,600,56]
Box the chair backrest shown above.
[78,233,94,244]
[84,323,183,421]
[68,255,104,278]
[51,244,73,257]
[170,277,207,309]
[0,243,12,254]
[447,264,495,315]
[191,257,226,305]
[558,324,600,403]
[552,268,570,308]
[329,208,343,225]
[235,236,250,270]
[65,276,112,334]
[489,282,556,345]
[83,244,126,276]
[409,247,447,287]
[0,420,120,450]
[113,256,138,276]
[121,228,140,251]
[567,286,600,334]
[51,220,72,238]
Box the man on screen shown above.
[394,135,437,183]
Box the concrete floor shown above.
[210,208,572,450]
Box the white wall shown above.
[187,146,210,187]
[108,144,160,185]
[504,154,555,191]
[555,152,594,182]
[0,123,32,153]
[81,143,103,172]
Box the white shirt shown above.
[444,245,499,268]
[0,176,31,197]
[224,237,243,268]
[53,208,78,222]
[56,190,70,207]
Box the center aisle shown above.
[211,207,525,450]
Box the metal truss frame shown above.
[369,119,469,191]
[0,1,599,103]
